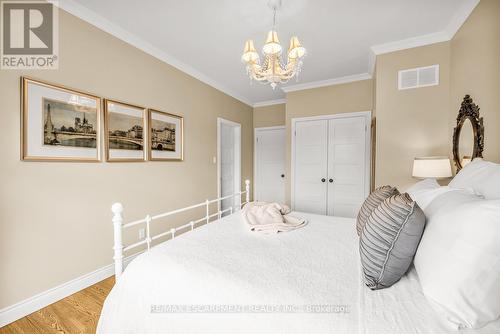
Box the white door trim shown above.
[254,126,286,200]
[291,111,372,210]
[255,126,286,131]
[217,117,241,212]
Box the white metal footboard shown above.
[111,180,250,280]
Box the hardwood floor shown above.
[0,277,114,334]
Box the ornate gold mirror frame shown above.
[452,95,484,171]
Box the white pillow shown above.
[406,179,458,211]
[406,178,440,193]
[449,159,500,199]
[419,187,479,218]
[414,197,500,328]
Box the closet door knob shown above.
[281,174,285,178]
[329,178,333,183]
[321,178,326,183]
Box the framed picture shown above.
[104,99,147,162]
[21,77,101,162]
[148,109,184,161]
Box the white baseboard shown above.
[0,253,140,328]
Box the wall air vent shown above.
[398,64,439,90]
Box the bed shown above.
[98,175,500,333]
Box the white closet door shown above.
[255,128,285,203]
[327,117,366,217]
[294,120,328,215]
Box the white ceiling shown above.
[56,0,479,106]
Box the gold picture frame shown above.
[104,99,147,162]
[148,109,184,161]
[21,77,102,162]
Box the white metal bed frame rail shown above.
[111,180,250,280]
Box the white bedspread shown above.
[97,212,500,334]
[98,212,359,334]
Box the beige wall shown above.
[253,104,286,128]
[0,9,253,308]
[450,0,500,164]
[375,42,451,190]
[285,79,373,204]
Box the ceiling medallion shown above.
[241,0,306,89]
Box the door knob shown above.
[321,178,326,183]
[281,174,285,178]
[329,178,333,183]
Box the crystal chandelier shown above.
[241,0,306,89]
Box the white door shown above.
[255,127,285,203]
[294,120,329,214]
[218,119,241,216]
[327,117,367,217]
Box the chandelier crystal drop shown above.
[241,0,306,89]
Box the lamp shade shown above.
[241,39,259,63]
[262,30,282,55]
[288,36,306,59]
[412,157,452,179]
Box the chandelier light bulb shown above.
[262,30,282,55]
[288,36,306,59]
[241,39,259,63]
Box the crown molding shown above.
[371,0,479,56]
[281,73,372,93]
[443,0,480,39]
[368,49,377,76]
[253,99,286,108]
[48,0,253,107]
[370,31,450,56]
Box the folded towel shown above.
[242,201,307,234]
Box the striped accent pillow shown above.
[360,193,426,290]
[356,186,399,236]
